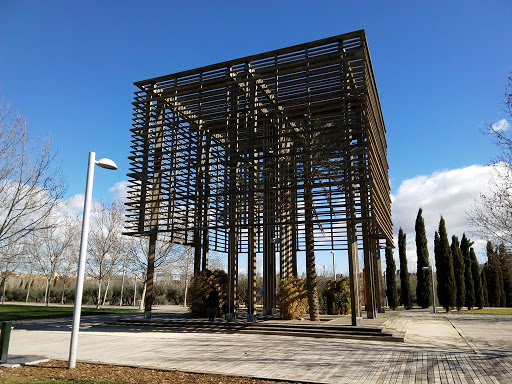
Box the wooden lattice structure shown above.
[126,30,392,324]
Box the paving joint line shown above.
[446,317,479,355]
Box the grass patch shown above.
[466,308,512,315]
[385,306,406,311]
[0,305,138,322]
[0,374,122,384]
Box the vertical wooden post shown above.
[247,78,258,322]
[263,221,275,315]
[374,237,385,313]
[347,220,362,326]
[278,124,296,280]
[144,96,164,320]
[226,74,238,322]
[193,235,201,275]
[263,118,276,315]
[247,226,257,321]
[202,136,211,271]
[193,120,205,275]
[227,226,237,321]
[145,229,157,319]
[363,221,376,319]
[346,140,362,326]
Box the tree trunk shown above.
[184,276,189,307]
[102,278,111,305]
[119,264,126,306]
[139,280,147,311]
[44,277,51,306]
[183,251,191,307]
[133,275,137,306]
[61,282,66,304]
[25,279,33,302]
[144,230,157,318]
[304,179,320,321]
[1,276,6,305]
[96,279,102,309]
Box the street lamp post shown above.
[422,266,437,314]
[68,152,117,369]
[331,251,336,280]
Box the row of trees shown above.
[386,209,433,310]
[387,74,512,311]
[1,197,196,308]
[0,103,65,302]
[0,103,197,307]
[0,272,188,307]
[386,208,512,311]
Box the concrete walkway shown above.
[4,306,512,383]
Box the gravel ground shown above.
[1,360,299,383]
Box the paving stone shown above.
[3,307,512,383]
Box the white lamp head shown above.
[96,158,118,170]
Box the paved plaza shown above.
[3,306,512,383]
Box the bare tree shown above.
[24,257,36,302]
[28,212,79,305]
[0,103,65,245]
[56,255,76,304]
[86,200,126,308]
[0,239,24,303]
[487,74,512,166]
[468,74,512,247]
[468,164,512,248]
[126,235,189,310]
[171,246,194,306]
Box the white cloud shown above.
[60,194,107,218]
[64,194,85,214]
[109,180,129,202]
[491,118,510,132]
[391,164,493,271]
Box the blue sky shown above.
[1,1,511,273]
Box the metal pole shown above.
[119,259,125,306]
[431,268,437,314]
[133,274,137,306]
[68,152,96,369]
[331,251,336,280]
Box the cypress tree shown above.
[486,241,502,307]
[498,243,512,307]
[398,228,412,309]
[385,247,398,310]
[415,208,432,308]
[434,231,444,309]
[461,234,475,310]
[499,272,506,307]
[438,217,455,311]
[451,235,465,311]
[481,268,489,307]
[470,248,484,309]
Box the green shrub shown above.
[82,284,98,305]
[237,273,264,307]
[323,277,351,315]
[122,285,136,305]
[277,277,308,320]
[316,276,329,314]
[5,287,27,302]
[27,287,45,303]
[187,270,228,318]
[166,284,184,305]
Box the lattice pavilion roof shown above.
[125,29,393,252]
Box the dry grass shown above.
[1,360,298,384]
